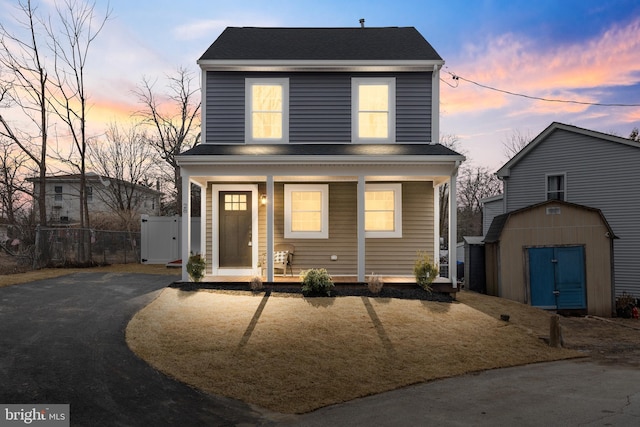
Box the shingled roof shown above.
[199,27,442,61]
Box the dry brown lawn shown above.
[126,288,582,414]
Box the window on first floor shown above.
[365,183,402,238]
[284,184,329,239]
[546,174,566,201]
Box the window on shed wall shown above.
[352,77,395,143]
[546,174,566,201]
[246,78,289,143]
[365,183,402,238]
[284,184,329,239]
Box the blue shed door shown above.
[528,246,586,310]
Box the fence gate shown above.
[140,215,180,264]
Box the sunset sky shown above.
[2,0,639,171]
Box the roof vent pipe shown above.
[359,18,365,28]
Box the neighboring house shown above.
[28,173,162,226]
[176,26,464,283]
[486,121,640,297]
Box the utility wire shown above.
[443,70,640,107]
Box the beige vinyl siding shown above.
[209,180,435,277]
[366,182,434,275]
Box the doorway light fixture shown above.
[260,194,267,205]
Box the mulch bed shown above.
[170,282,454,302]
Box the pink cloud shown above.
[443,17,640,116]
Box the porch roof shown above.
[179,143,462,157]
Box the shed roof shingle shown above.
[199,27,442,61]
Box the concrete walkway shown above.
[2,272,639,426]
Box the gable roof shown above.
[199,27,442,62]
[496,122,640,178]
[483,199,617,243]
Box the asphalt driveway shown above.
[0,272,273,426]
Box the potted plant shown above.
[186,252,206,282]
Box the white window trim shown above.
[351,77,396,144]
[365,183,402,238]
[284,184,329,239]
[245,77,289,144]
[545,172,567,201]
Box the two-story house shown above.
[176,26,464,284]
[485,121,640,300]
[28,173,162,226]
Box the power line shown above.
[443,70,640,107]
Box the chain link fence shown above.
[33,226,140,268]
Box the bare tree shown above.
[438,134,466,244]
[46,0,110,234]
[0,137,31,223]
[135,67,201,215]
[87,122,160,231]
[0,0,50,226]
[502,129,532,160]
[456,166,502,239]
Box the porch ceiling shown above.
[189,175,451,187]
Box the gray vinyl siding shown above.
[396,73,432,142]
[289,74,351,143]
[204,71,433,144]
[504,128,640,296]
[205,72,245,143]
[483,198,504,236]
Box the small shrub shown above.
[250,276,263,292]
[300,268,334,296]
[186,253,206,282]
[367,273,384,294]
[615,292,636,318]
[413,251,438,292]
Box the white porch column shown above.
[266,175,274,282]
[181,174,192,282]
[357,175,366,281]
[433,183,440,272]
[448,168,458,287]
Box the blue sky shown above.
[3,0,640,170]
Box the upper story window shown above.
[284,184,329,239]
[365,183,402,238]
[352,77,395,143]
[245,78,289,143]
[546,173,566,201]
[54,186,63,201]
[86,186,93,202]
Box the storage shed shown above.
[484,200,616,317]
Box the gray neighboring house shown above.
[28,173,162,226]
[486,121,640,296]
[176,26,465,283]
